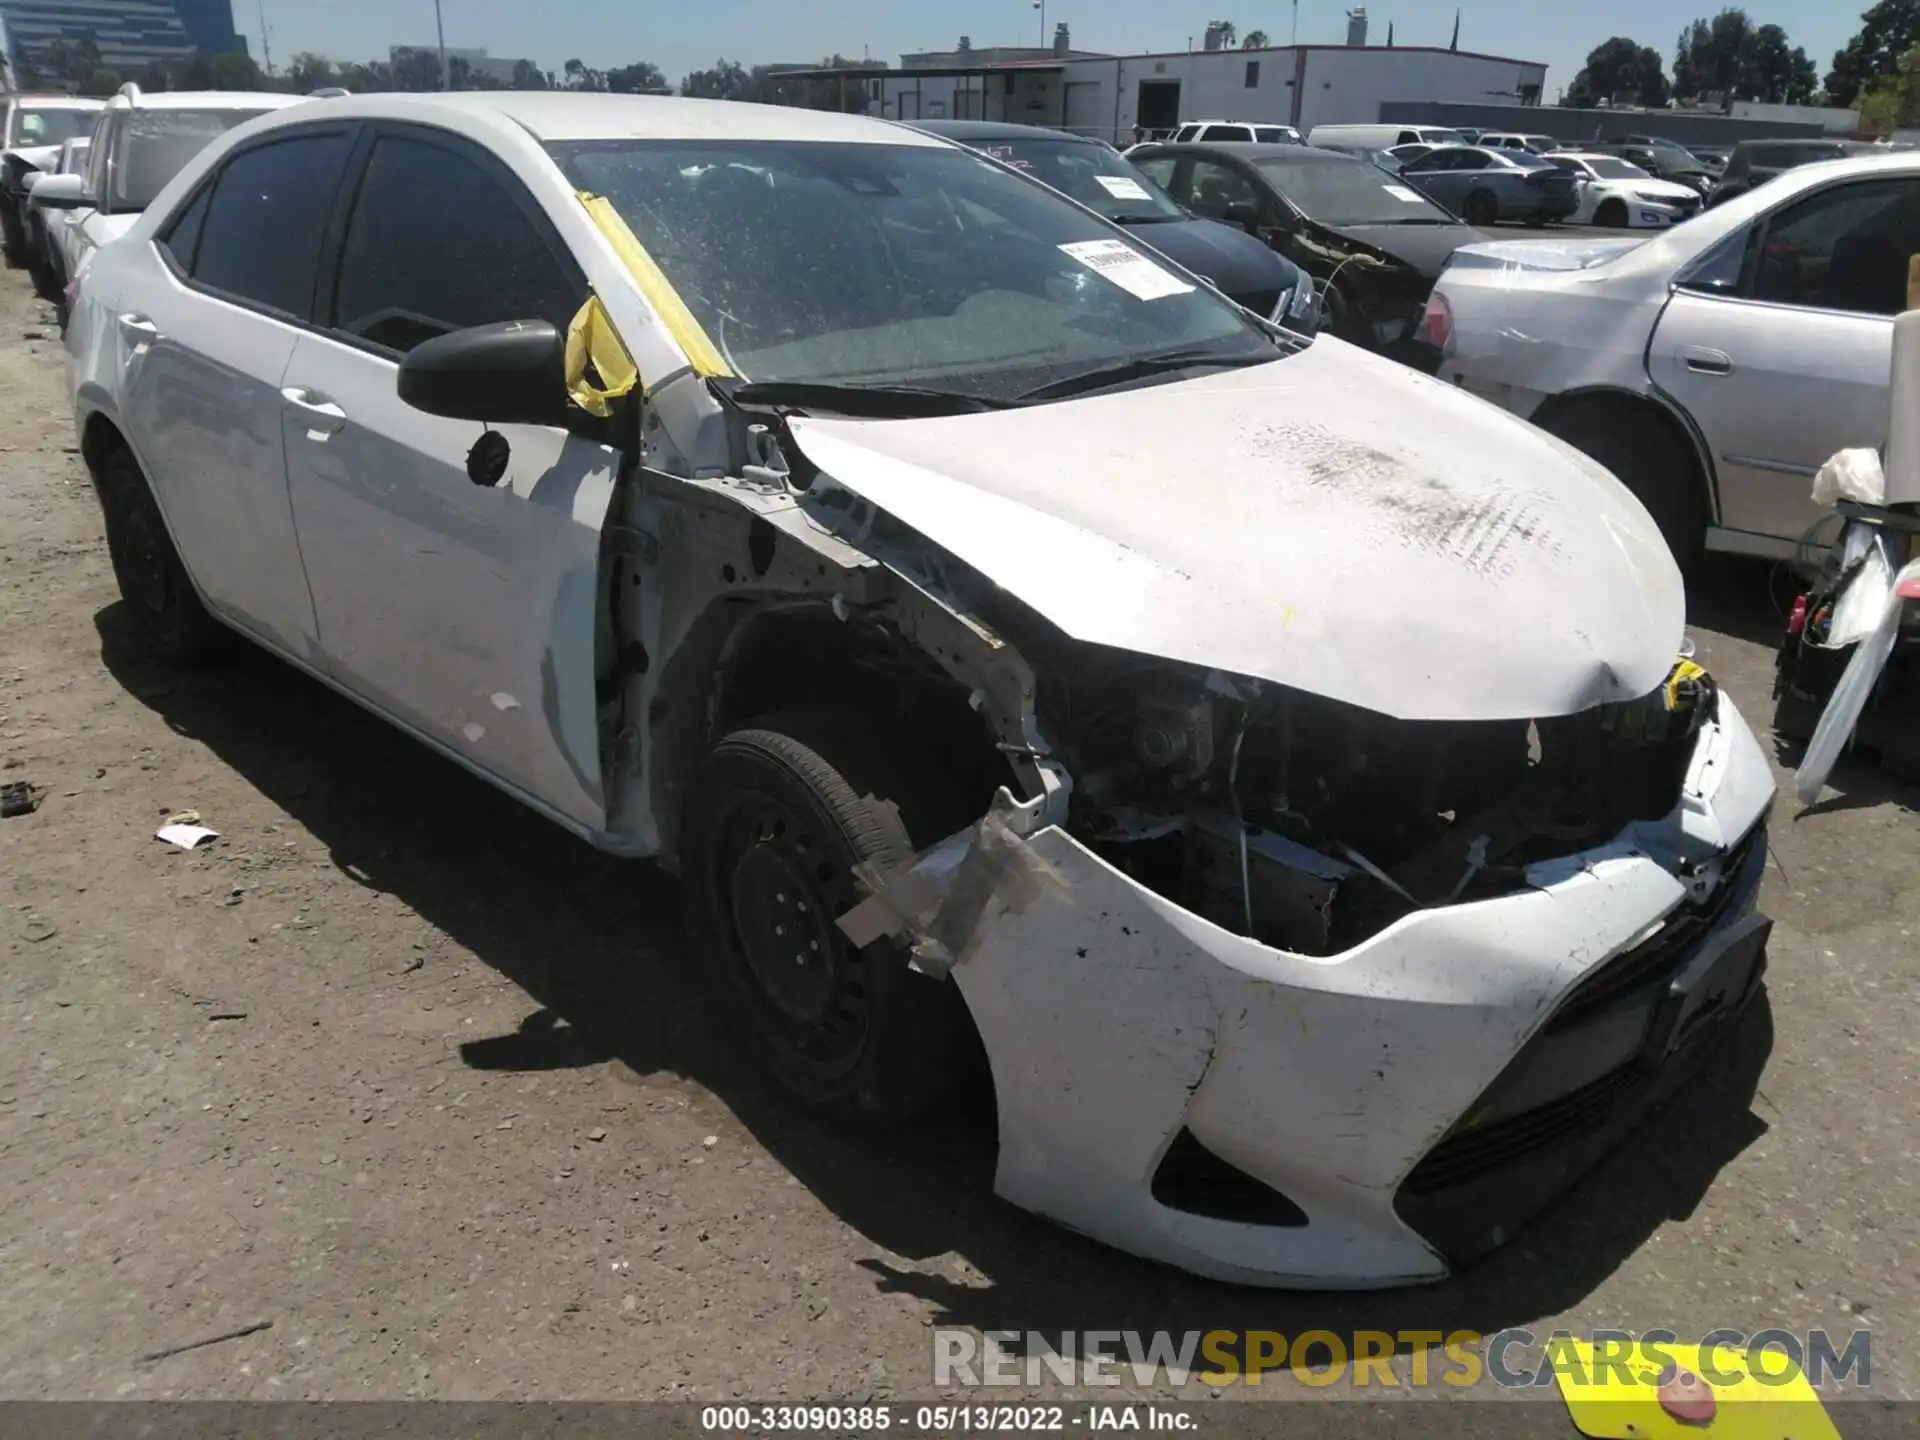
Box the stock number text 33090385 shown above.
[701,1406,1198,1433]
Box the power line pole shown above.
[1291,0,1299,44]
[434,0,449,90]
[256,0,273,75]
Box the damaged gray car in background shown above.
[72,94,1775,1288]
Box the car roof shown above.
[1146,141,1357,163]
[9,95,104,110]
[908,119,1085,144]
[1185,119,1294,127]
[113,90,309,112]
[249,91,948,146]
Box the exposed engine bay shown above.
[1037,649,1717,954]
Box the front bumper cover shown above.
[845,690,1775,1287]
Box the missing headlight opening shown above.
[1048,650,1717,955]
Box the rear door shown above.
[1649,174,1920,550]
[116,122,359,657]
[280,124,618,830]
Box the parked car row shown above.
[14,84,309,328]
[57,91,1776,1290]
[911,120,1321,335]
[1427,148,1920,566]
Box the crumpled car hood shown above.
[789,340,1683,722]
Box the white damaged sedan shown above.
[68,92,1774,1288]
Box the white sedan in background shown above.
[1548,151,1704,228]
[1426,151,1919,563]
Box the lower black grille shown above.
[1393,826,1770,1266]
[1402,1065,1646,1194]
[1550,827,1763,1029]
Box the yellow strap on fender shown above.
[1665,658,1710,713]
[576,191,732,379]
[564,295,639,418]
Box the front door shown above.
[1649,174,1920,549]
[280,125,618,831]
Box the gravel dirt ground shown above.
[2,261,1917,1412]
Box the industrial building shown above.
[389,45,539,87]
[0,0,242,83]
[785,13,1547,144]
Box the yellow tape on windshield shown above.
[577,191,732,379]
[564,295,639,417]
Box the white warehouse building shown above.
[789,27,1547,144]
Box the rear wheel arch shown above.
[1531,388,1716,562]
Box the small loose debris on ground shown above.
[206,1011,247,1022]
[1,780,39,817]
[701,1134,719,1149]
[137,1319,272,1365]
[588,1127,607,1143]
[156,810,218,850]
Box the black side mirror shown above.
[397,319,574,430]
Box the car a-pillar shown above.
[1531,390,1712,567]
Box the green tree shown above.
[391,48,444,91]
[605,61,667,93]
[1210,19,1238,45]
[1566,35,1670,106]
[1242,29,1269,48]
[1827,0,1920,106]
[562,57,606,90]
[78,67,123,97]
[1749,24,1820,101]
[1858,42,1920,128]
[209,50,265,89]
[287,51,337,90]
[510,59,546,90]
[680,59,749,99]
[168,53,216,88]
[1674,8,1760,99]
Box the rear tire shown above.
[681,706,974,1129]
[0,206,24,268]
[94,442,228,666]
[1594,198,1629,229]
[1541,400,1707,567]
[1463,191,1499,227]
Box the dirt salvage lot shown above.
[4,264,1920,1407]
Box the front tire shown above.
[94,443,228,665]
[1594,198,1629,229]
[681,706,973,1128]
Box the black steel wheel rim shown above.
[716,790,871,1078]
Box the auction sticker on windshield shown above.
[1384,184,1426,202]
[1059,239,1195,300]
[1094,175,1153,201]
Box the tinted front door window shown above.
[331,133,580,354]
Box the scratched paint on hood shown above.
[789,339,1683,722]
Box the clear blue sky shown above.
[250,0,1856,99]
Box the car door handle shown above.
[116,312,158,343]
[281,386,347,434]
[1681,345,1733,376]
